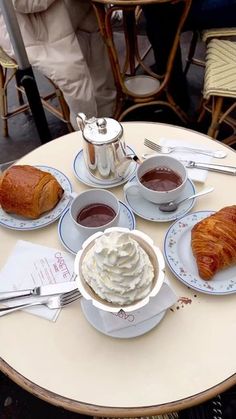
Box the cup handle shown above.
[123,180,139,196]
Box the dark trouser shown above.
[142,0,236,108]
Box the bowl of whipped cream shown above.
[74,227,165,312]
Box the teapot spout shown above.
[117,154,141,178]
[126,153,142,165]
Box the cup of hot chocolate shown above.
[70,189,120,238]
[124,155,187,204]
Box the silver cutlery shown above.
[144,138,227,158]
[0,289,81,317]
[0,278,78,302]
[142,153,236,175]
[159,187,214,212]
[183,160,236,175]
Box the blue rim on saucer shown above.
[58,201,136,255]
[72,147,137,189]
[0,166,72,231]
[123,177,196,222]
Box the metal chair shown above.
[91,0,192,123]
[0,47,74,137]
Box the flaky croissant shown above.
[191,205,236,280]
[0,165,64,219]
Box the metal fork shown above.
[144,138,227,158]
[0,289,81,317]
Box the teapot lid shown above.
[82,117,123,144]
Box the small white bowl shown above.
[74,227,165,313]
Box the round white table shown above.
[0,122,236,416]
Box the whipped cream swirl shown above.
[81,232,154,305]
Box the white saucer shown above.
[58,201,136,255]
[80,298,166,339]
[123,177,196,222]
[73,147,137,189]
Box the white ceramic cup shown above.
[124,155,187,204]
[70,189,120,239]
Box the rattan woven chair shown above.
[184,27,236,75]
[0,47,73,137]
[91,0,191,123]
[198,38,236,146]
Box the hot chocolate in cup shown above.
[124,155,187,204]
[70,189,120,239]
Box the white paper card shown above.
[99,280,177,333]
[0,240,75,321]
[160,137,212,183]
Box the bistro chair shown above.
[0,46,74,137]
[184,27,236,75]
[91,0,191,123]
[198,38,236,146]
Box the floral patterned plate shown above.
[164,210,236,295]
[0,166,72,231]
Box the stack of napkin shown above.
[0,240,75,321]
[159,137,212,183]
[96,279,177,334]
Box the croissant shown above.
[191,205,236,280]
[0,165,64,219]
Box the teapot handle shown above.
[76,113,87,131]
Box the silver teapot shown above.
[77,113,136,182]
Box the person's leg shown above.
[142,2,189,110]
[77,29,116,118]
[142,0,236,110]
[186,0,236,31]
[27,36,98,130]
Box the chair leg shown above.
[184,31,199,75]
[207,96,224,138]
[221,134,236,147]
[0,65,8,137]
[15,77,24,106]
[56,88,74,132]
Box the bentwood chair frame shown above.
[0,47,73,137]
[92,0,192,123]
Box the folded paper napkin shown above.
[0,240,75,321]
[98,279,177,333]
[159,137,212,183]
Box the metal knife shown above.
[183,161,236,175]
[0,281,78,302]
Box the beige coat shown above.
[0,0,116,128]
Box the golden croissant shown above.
[191,205,236,280]
[0,165,64,219]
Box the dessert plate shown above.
[0,166,72,231]
[58,201,136,255]
[73,147,137,188]
[164,211,236,295]
[123,177,196,222]
[80,298,166,339]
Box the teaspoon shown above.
[159,187,214,212]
